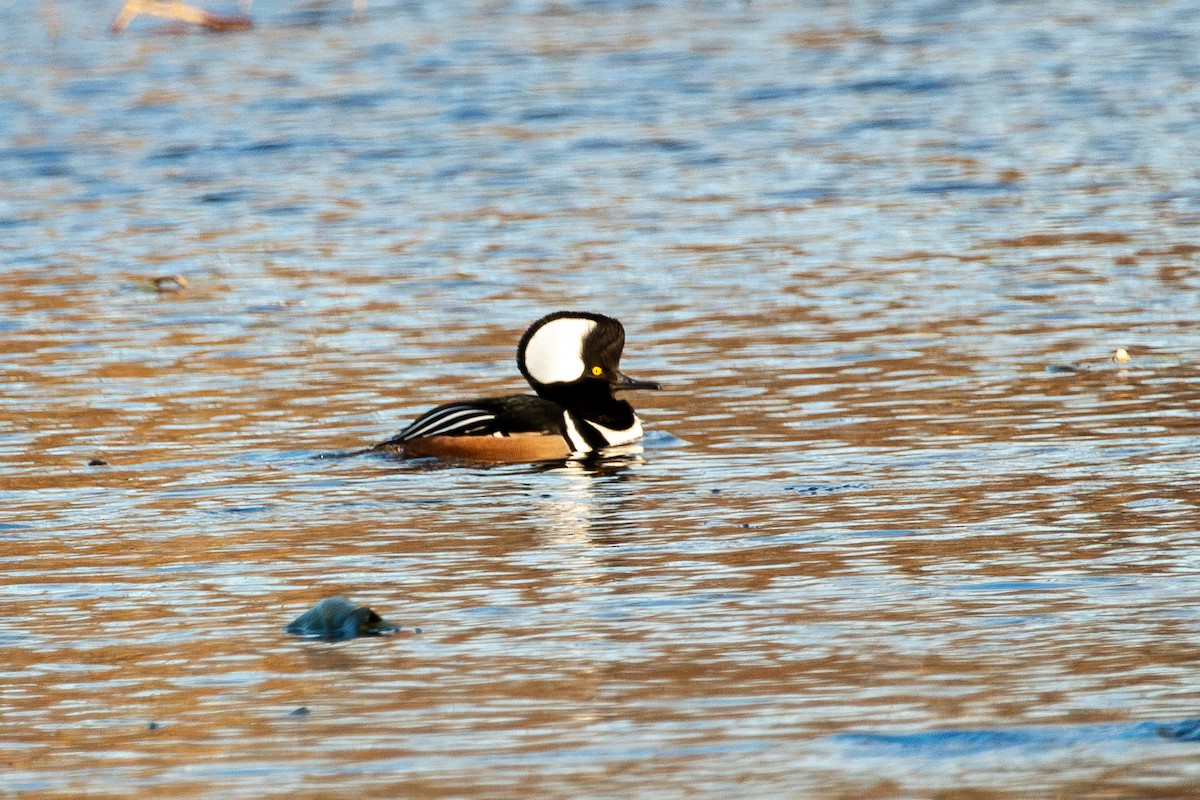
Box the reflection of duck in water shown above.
[372,311,661,464]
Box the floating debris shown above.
[284,597,399,641]
[1158,719,1200,741]
[129,274,189,294]
[1044,364,1078,374]
[1112,348,1183,368]
[151,275,188,293]
[836,717,1200,755]
[87,458,110,466]
[786,483,869,495]
[111,0,367,33]
[111,1,252,34]
[1047,347,1184,374]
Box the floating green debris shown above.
[285,597,399,641]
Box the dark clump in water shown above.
[785,483,869,495]
[1155,719,1200,742]
[836,718,1200,756]
[285,597,400,641]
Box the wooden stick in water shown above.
[110,0,252,34]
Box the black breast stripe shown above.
[571,415,613,450]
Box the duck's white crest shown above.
[523,317,595,385]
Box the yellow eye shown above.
[591,365,603,376]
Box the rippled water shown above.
[4,0,1200,797]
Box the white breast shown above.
[586,416,644,447]
[561,413,645,452]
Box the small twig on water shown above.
[110,0,252,34]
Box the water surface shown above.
[3,0,1200,797]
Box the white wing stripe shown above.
[405,409,493,438]
[402,406,496,440]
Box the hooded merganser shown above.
[371,311,661,463]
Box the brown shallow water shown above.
[4,0,1200,797]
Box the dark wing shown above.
[377,394,566,446]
